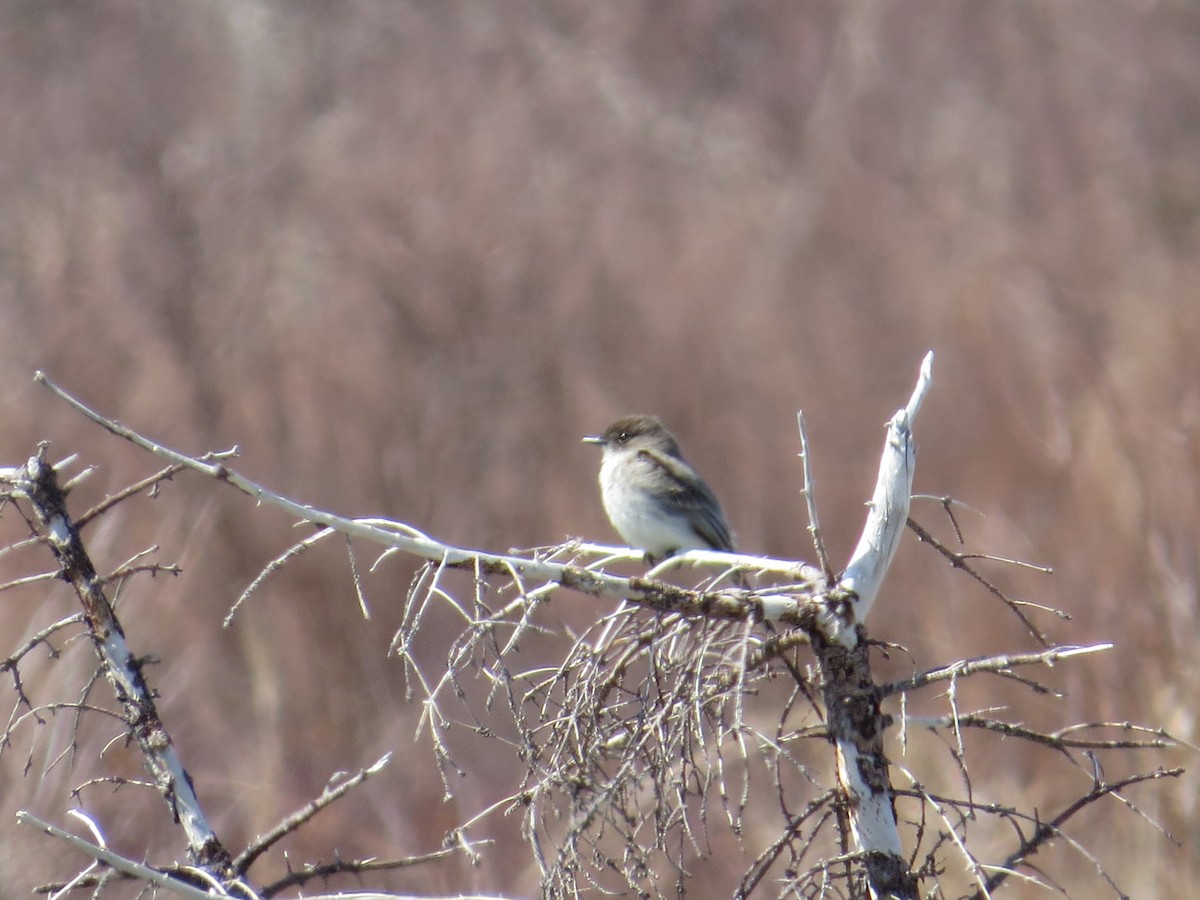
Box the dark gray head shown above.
[582,414,683,459]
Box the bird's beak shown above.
[581,434,604,445]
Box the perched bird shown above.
[582,415,738,567]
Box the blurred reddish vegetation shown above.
[0,1,1196,896]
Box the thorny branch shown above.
[1,446,467,898]
[0,366,1185,899]
[1,445,232,874]
[906,515,1061,646]
[233,753,394,874]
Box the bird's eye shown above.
[617,431,630,442]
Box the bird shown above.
[582,415,740,572]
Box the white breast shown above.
[598,452,707,556]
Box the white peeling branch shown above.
[807,353,933,900]
[839,350,932,625]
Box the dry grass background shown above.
[0,1,1197,897]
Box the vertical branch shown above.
[840,351,931,621]
[807,352,933,899]
[797,411,835,585]
[3,447,232,875]
[815,634,918,898]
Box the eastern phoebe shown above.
[583,415,739,569]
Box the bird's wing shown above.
[637,448,736,552]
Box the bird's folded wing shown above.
[636,447,735,552]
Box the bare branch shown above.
[225,527,336,626]
[796,410,835,585]
[878,643,1108,700]
[234,753,394,875]
[839,350,931,624]
[976,767,1184,897]
[76,462,199,530]
[17,357,1179,900]
[37,371,825,627]
[0,449,232,874]
[0,569,60,593]
[905,516,1061,644]
[880,643,1113,698]
[258,850,470,898]
[17,810,224,900]
[801,352,932,900]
